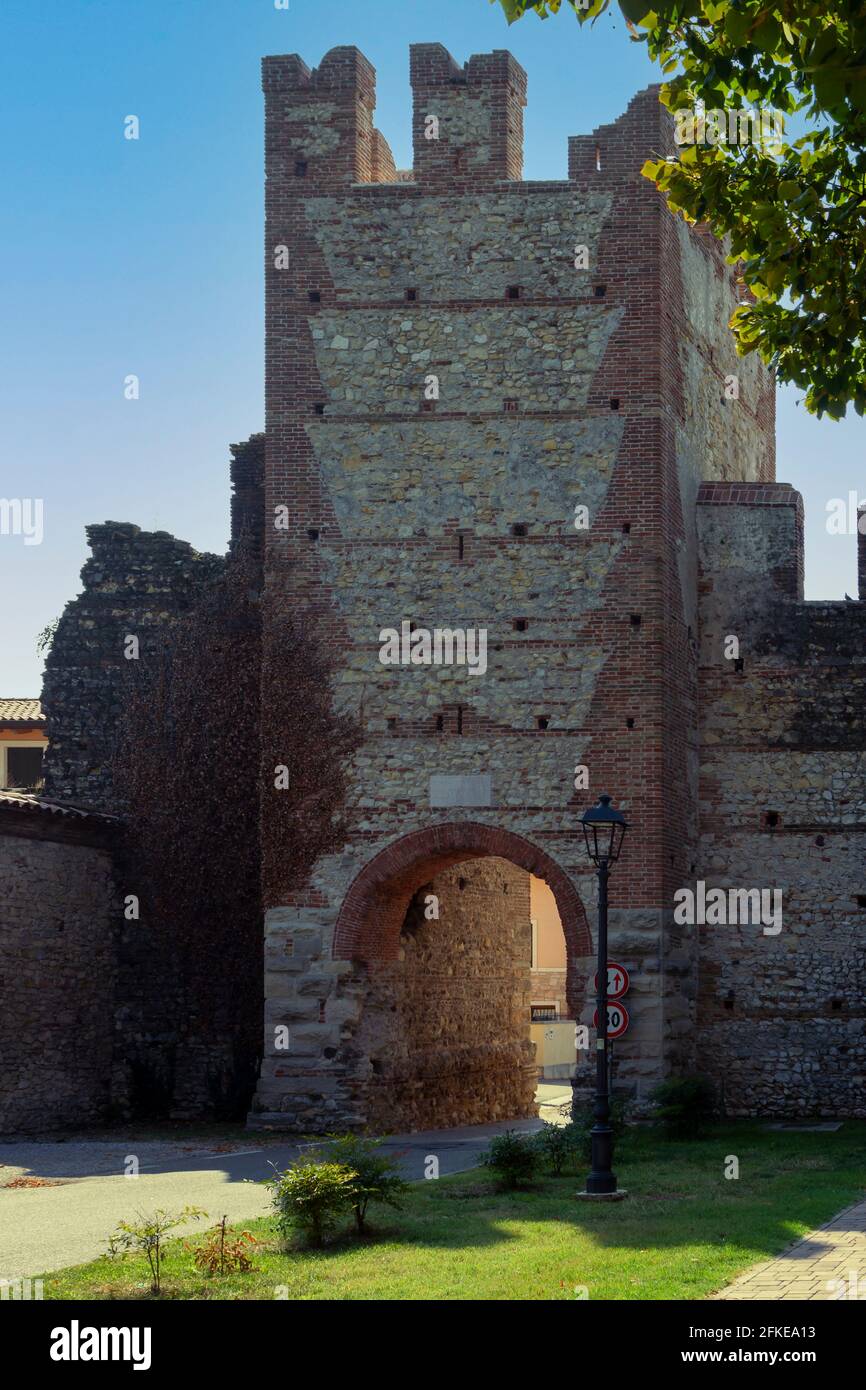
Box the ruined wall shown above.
[696,484,866,1116]
[41,435,264,813]
[0,797,117,1135]
[253,44,776,1129]
[33,436,265,1124]
[353,859,536,1133]
[41,524,223,811]
[229,432,266,566]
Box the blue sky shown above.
[1,0,863,694]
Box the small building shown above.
[0,700,47,792]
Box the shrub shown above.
[187,1214,258,1275]
[266,1160,357,1248]
[481,1130,539,1189]
[318,1135,409,1235]
[535,1120,582,1175]
[650,1075,716,1139]
[107,1206,207,1294]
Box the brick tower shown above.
[250,44,775,1131]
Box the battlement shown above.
[263,45,389,187]
[409,44,527,185]
[261,46,376,101]
[264,44,620,189]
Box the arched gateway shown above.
[334,822,591,969]
[332,824,593,1132]
[251,823,593,1134]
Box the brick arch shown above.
[333,821,592,993]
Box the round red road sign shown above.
[593,962,630,1000]
[592,1001,630,1038]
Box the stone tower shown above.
[251,44,776,1131]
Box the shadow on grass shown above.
[43,1121,866,1300]
[270,1120,866,1262]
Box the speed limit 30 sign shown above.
[592,1001,630,1039]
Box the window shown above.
[3,744,45,790]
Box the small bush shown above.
[187,1215,258,1275]
[651,1075,716,1138]
[535,1120,582,1175]
[317,1134,409,1235]
[107,1206,207,1294]
[266,1161,357,1248]
[481,1130,539,1189]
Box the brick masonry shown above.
[250,43,782,1131]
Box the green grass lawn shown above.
[43,1123,866,1301]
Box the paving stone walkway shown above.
[715,1198,866,1300]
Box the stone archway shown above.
[333,823,593,1131]
[335,824,590,987]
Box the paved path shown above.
[715,1199,866,1300]
[0,1092,571,1282]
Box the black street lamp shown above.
[578,793,629,1199]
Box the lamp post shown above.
[578,793,628,1198]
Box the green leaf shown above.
[618,0,654,20]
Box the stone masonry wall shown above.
[41,524,223,811]
[41,434,264,813]
[229,432,266,566]
[0,802,117,1136]
[34,436,265,1124]
[253,44,776,1130]
[696,485,866,1116]
[354,859,536,1132]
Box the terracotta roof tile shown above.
[0,699,45,723]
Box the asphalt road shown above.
[0,1102,569,1282]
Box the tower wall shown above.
[696,484,866,1116]
[254,45,776,1130]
